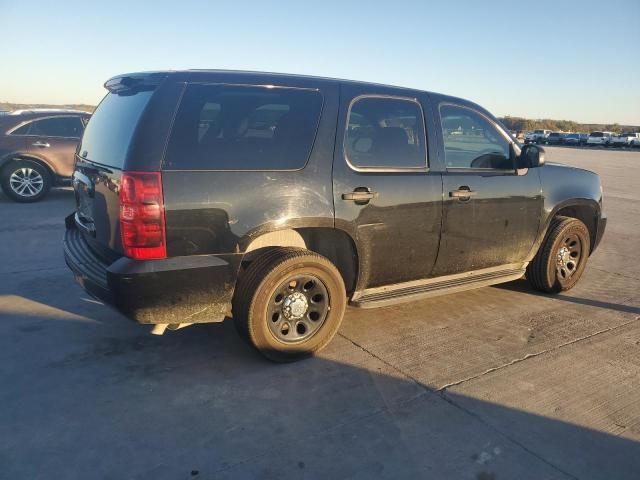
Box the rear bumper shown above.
[63,214,240,324]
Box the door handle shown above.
[342,189,377,202]
[32,142,50,148]
[449,187,477,199]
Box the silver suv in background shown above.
[586,131,614,147]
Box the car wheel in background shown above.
[526,216,590,293]
[1,159,52,203]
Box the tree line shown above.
[499,116,639,134]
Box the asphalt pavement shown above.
[0,146,638,479]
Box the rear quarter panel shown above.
[161,78,340,257]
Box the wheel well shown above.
[1,154,55,179]
[555,205,598,252]
[241,228,359,294]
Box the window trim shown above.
[161,82,325,172]
[439,102,519,173]
[7,115,86,139]
[344,94,429,173]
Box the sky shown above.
[1,0,638,124]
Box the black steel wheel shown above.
[527,216,590,293]
[232,248,346,362]
[266,274,330,344]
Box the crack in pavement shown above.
[0,265,67,275]
[437,390,579,480]
[589,265,640,282]
[338,314,640,480]
[437,315,640,391]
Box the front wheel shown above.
[233,248,347,362]
[1,160,51,203]
[526,216,590,293]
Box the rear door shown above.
[333,84,443,290]
[22,116,84,177]
[431,102,542,276]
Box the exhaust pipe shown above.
[150,323,193,335]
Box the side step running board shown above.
[351,264,527,309]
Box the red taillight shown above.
[119,171,166,260]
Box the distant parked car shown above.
[0,109,91,202]
[545,131,565,145]
[563,133,583,146]
[632,135,640,148]
[611,132,640,148]
[586,131,613,147]
[524,129,551,144]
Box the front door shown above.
[333,85,443,291]
[432,103,542,276]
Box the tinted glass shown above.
[345,97,426,169]
[440,105,512,170]
[11,123,31,135]
[28,116,83,137]
[590,132,604,137]
[164,84,323,170]
[79,90,153,168]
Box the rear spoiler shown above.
[104,72,168,94]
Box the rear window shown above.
[164,84,323,170]
[590,132,604,137]
[78,90,153,168]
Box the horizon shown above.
[1,0,639,125]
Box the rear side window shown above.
[11,116,83,137]
[440,104,512,170]
[345,97,426,170]
[79,91,154,168]
[164,84,323,170]
[29,116,84,137]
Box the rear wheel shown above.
[232,248,346,362]
[526,216,590,293]
[1,160,51,203]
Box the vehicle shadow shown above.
[0,186,74,204]
[1,283,639,479]
[494,279,640,315]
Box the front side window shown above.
[27,116,84,137]
[440,105,512,170]
[164,84,323,170]
[10,123,31,135]
[345,97,426,170]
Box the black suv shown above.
[64,70,606,361]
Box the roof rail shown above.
[9,108,91,115]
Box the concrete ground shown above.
[0,146,638,479]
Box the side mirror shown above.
[517,144,545,169]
